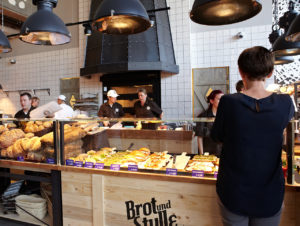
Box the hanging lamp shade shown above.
[190,0,262,25]
[274,55,294,65]
[285,14,300,42]
[20,0,71,45]
[0,30,11,53]
[93,0,151,35]
[272,34,300,56]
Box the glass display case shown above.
[0,117,297,183]
[0,118,58,164]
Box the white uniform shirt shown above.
[54,103,74,119]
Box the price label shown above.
[192,170,204,178]
[66,159,74,166]
[128,165,138,172]
[95,163,104,169]
[75,161,83,167]
[84,162,94,168]
[46,158,55,164]
[214,172,218,179]
[17,156,24,161]
[110,164,120,171]
[166,168,177,176]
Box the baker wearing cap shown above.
[98,90,125,126]
[54,95,74,119]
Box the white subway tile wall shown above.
[0,0,273,118]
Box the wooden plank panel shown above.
[61,172,92,184]
[62,193,92,210]
[63,205,93,222]
[92,174,104,226]
[63,217,92,226]
[62,181,92,196]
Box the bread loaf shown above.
[21,137,41,152]
[41,127,86,145]
[25,133,35,139]
[0,129,25,148]
[0,125,8,134]
[1,148,7,157]
[12,139,25,157]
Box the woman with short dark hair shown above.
[211,46,294,226]
[195,90,224,156]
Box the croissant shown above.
[21,137,41,152]
[12,139,25,157]
[6,146,13,158]
[25,133,35,139]
[0,125,8,134]
[43,121,52,128]
[1,148,7,157]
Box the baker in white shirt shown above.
[54,95,74,119]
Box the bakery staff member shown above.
[14,92,34,119]
[54,95,74,119]
[31,96,40,109]
[134,88,163,118]
[98,90,125,127]
[195,90,223,156]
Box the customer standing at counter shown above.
[98,90,124,127]
[195,90,223,156]
[211,46,294,226]
[235,80,244,93]
[54,95,74,119]
[14,92,34,119]
[134,88,163,119]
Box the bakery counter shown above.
[105,129,197,154]
[59,166,300,226]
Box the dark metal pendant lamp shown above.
[93,0,151,35]
[20,0,71,45]
[286,14,300,42]
[0,0,11,53]
[190,0,262,25]
[272,34,300,56]
[274,55,294,65]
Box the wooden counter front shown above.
[106,129,197,154]
[60,166,300,226]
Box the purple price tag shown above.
[66,159,74,166]
[166,168,177,176]
[214,172,218,179]
[17,156,24,161]
[75,161,83,167]
[95,163,104,169]
[85,162,94,168]
[128,165,138,172]
[192,170,204,177]
[47,158,55,164]
[110,164,120,171]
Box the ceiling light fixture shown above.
[272,34,300,56]
[19,0,71,45]
[93,0,151,35]
[0,0,11,53]
[190,0,262,25]
[274,55,294,65]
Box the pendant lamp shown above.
[0,0,11,53]
[93,0,151,35]
[286,14,300,42]
[272,34,300,56]
[274,55,294,65]
[20,0,71,45]
[190,0,262,25]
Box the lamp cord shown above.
[1,0,3,31]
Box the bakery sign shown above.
[125,198,179,226]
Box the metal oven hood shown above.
[80,0,179,76]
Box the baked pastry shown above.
[43,121,52,128]
[1,148,7,157]
[7,123,17,129]
[6,146,13,158]
[0,129,25,149]
[25,133,35,139]
[12,139,25,157]
[35,121,43,126]
[0,125,8,134]
[27,151,45,162]
[41,132,54,145]
[21,137,41,152]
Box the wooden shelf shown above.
[0,205,50,226]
